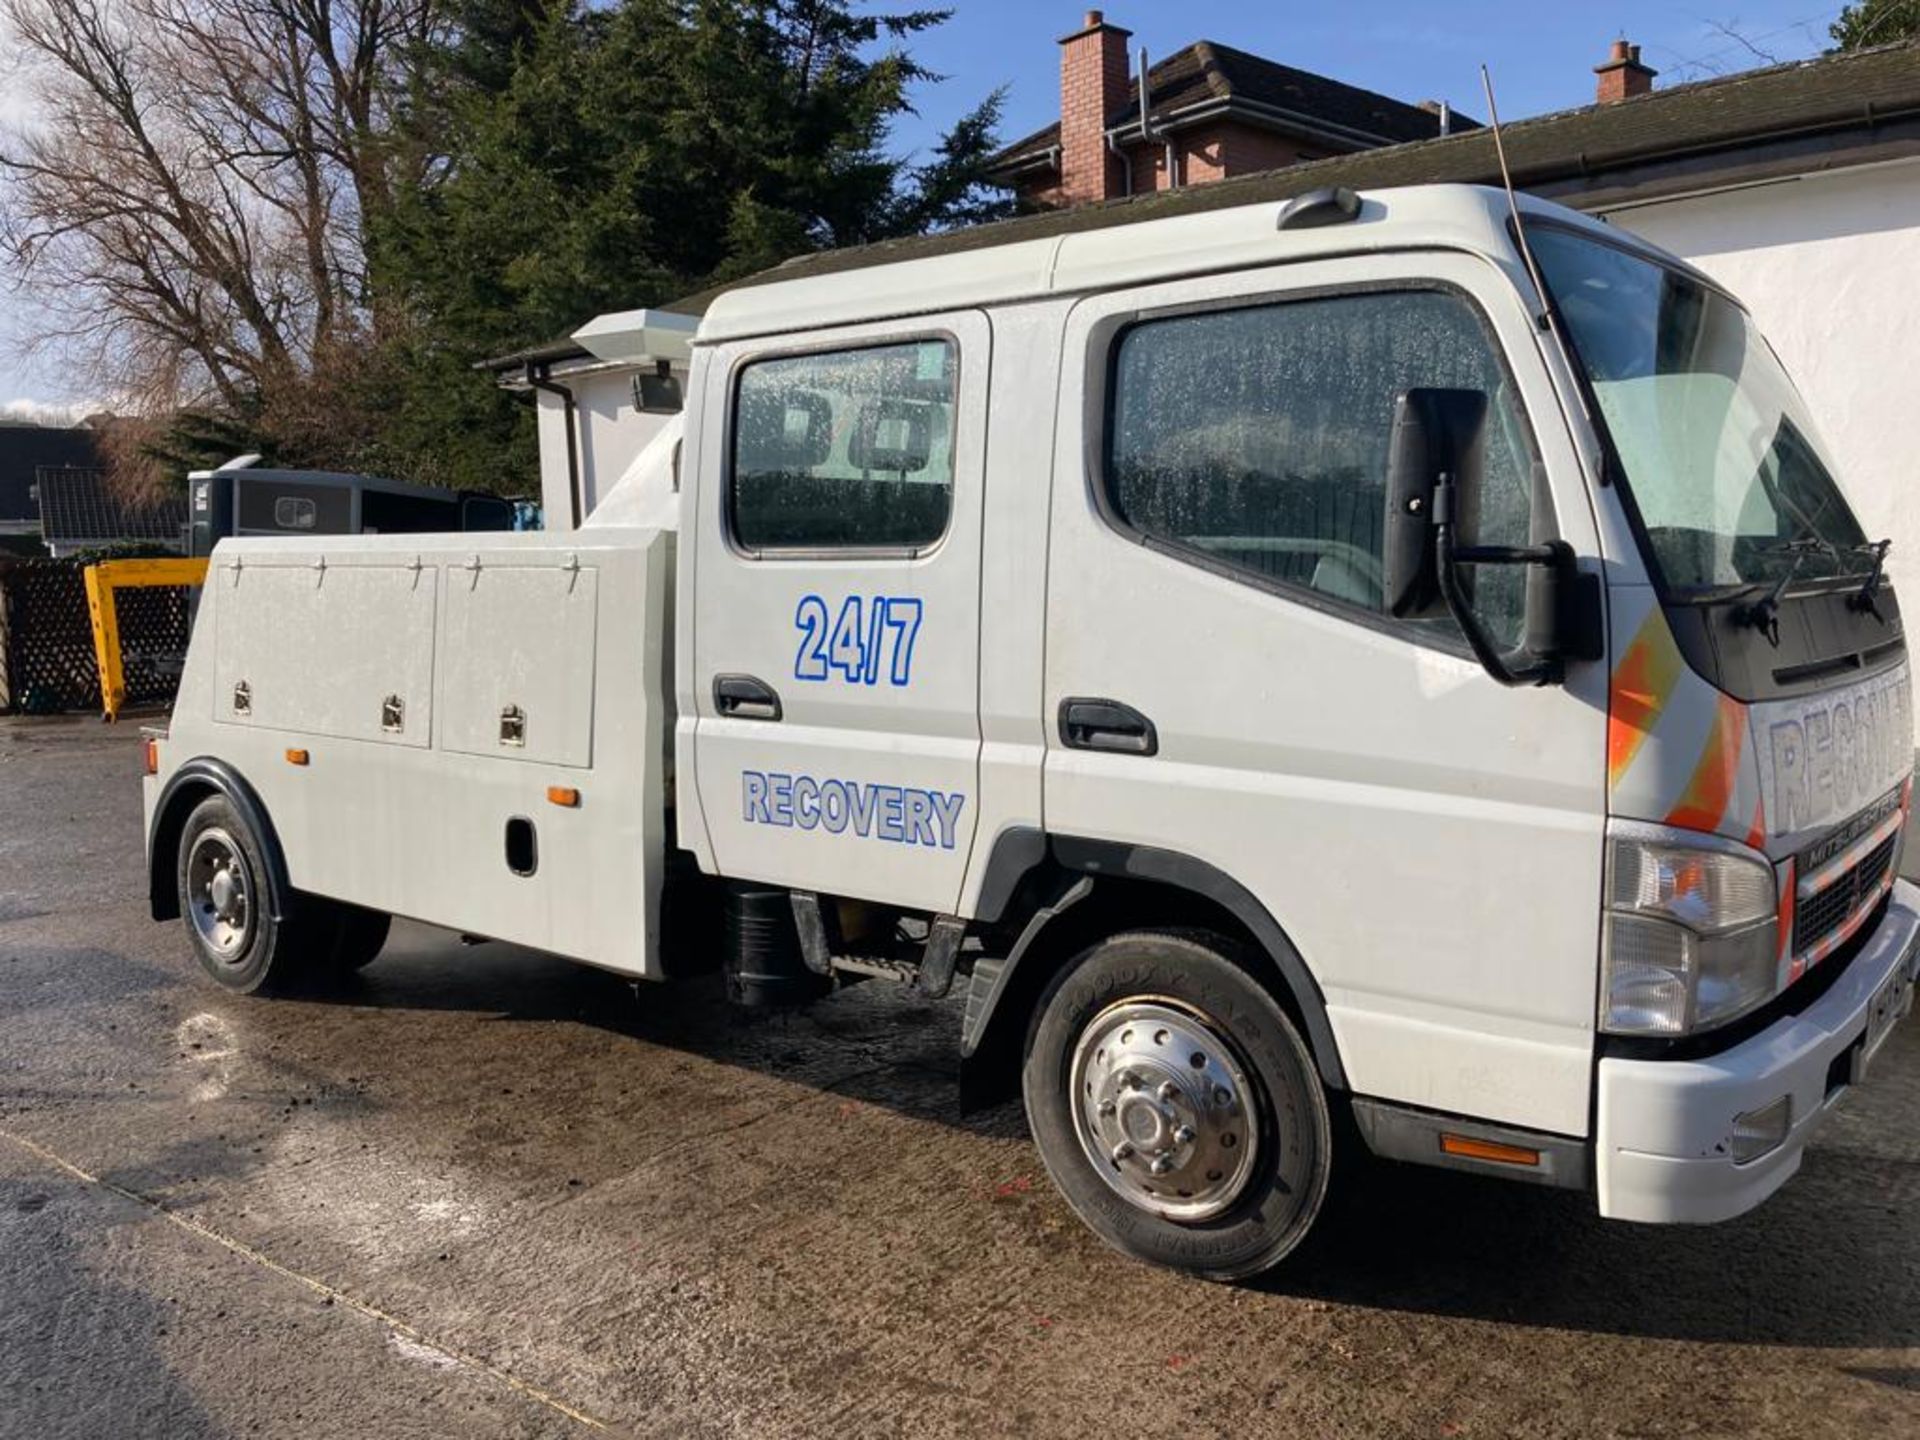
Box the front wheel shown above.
[176,795,306,994]
[1022,931,1332,1281]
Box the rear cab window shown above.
[730,339,957,554]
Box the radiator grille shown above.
[1794,833,1897,957]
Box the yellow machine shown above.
[83,558,208,723]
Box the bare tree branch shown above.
[0,0,441,428]
[1704,19,1782,66]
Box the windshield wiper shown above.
[1767,533,1841,564]
[1849,538,1893,619]
[1673,580,1765,606]
[1741,537,1836,643]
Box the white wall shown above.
[534,365,684,530]
[534,388,575,528]
[1604,161,1920,732]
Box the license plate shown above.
[1858,954,1917,1080]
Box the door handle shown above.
[1058,698,1158,756]
[713,674,783,721]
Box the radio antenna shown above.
[1478,64,1596,439]
[1480,64,1554,332]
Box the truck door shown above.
[689,312,988,913]
[1043,254,1609,1138]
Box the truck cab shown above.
[144,184,1919,1281]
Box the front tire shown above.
[1022,931,1332,1281]
[176,795,306,994]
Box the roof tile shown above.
[722,40,1920,300]
[989,38,1469,172]
[0,425,98,523]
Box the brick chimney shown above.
[1594,39,1657,104]
[1058,10,1132,205]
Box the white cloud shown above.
[0,83,31,133]
[1,397,103,425]
[0,20,40,135]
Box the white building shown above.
[1486,42,1920,755]
[1601,163,1920,643]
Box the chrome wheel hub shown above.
[187,829,252,961]
[1070,998,1260,1222]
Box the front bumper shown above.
[1596,880,1920,1223]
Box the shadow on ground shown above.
[0,1172,218,1437]
[256,925,1920,1354]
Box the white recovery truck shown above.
[143,184,1920,1279]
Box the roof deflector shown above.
[1275,186,1362,230]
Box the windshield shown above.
[1528,224,1870,596]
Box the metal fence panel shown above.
[0,558,190,714]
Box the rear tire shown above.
[176,795,309,994]
[1022,930,1332,1281]
[311,901,391,973]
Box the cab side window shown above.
[731,339,957,553]
[1104,289,1536,646]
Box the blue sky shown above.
[890,2,1843,161]
[0,1,1847,413]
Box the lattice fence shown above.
[0,558,191,714]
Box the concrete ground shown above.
[2,715,1918,1440]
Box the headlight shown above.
[1601,828,1778,1036]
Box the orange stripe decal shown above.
[1744,796,1767,851]
[1608,611,1683,788]
[1778,859,1799,982]
[1665,694,1747,834]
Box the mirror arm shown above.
[1433,478,1565,688]
[1451,543,1561,565]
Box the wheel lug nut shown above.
[1112,1141,1134,1162]
[1157,1081,1179,1101]
[1173,1124,1196,1145]
[1097,1099,1116,1118]
[1149,1155,1174,1176]
[1213,1086,1233,1107]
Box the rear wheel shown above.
[1022,930,1332,1281]
[177,796,307,994]
[311,901,391,973]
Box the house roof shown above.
[486,40,1920,365]
[479,42,1474,373]
[675,38,1920,309]
[989,40,1472,178]
[0,424,98,523]
[35,467,187,548]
